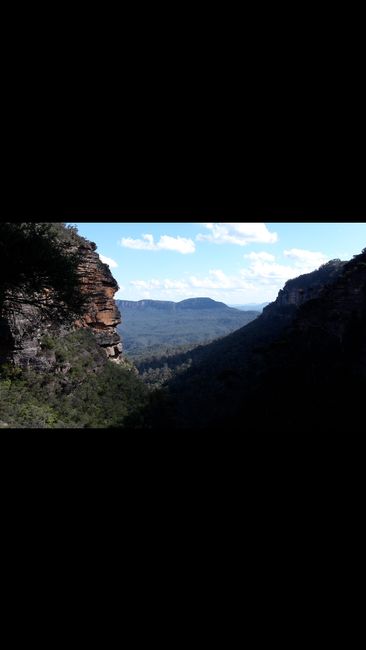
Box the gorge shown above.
[0,222,365,432]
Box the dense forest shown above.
[1,222,365,431]
[116,298,259,358]
[0,329,148,428]
[0,222,86,319]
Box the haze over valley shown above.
[116,297,259,359]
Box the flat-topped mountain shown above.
[118,300,176,311]
[117,297,238,311]
[177,297,231,310]
[116,297,259,358]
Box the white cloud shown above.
[196,223,278,246]
[122,247,329,304]
[240,260,299,285]
[115,285,125,298]
[239,248,330,293]
[120,233,195,254]
[130,279,161,289]
[120,234,157,250]
[283,248,327,268]
[158,235,195,254]
[244,251,276,262]
[99,254,118,268]
[129,270,254,296]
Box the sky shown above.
[66,222,366,305]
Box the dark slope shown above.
[138,256,366,432]
[116,298,259,357]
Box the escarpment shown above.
[260,259,346,327]
[74,240,122,362]
[0,231,123,369]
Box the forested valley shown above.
[1,222,365,432]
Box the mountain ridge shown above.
[117,297,241,312]
[116,297,260,357]
[138,254,366,431]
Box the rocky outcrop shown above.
[294,250,366,350]
[276,284,320,307]
[74,241,122,362]
[262,259,346,317]
[0,235,123,369]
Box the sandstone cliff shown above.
[74,240,122,361]
[262,259,346,316]
[0,229,123,369]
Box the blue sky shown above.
[66,222,366,304]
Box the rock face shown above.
[0,299,53,370]
[0,237,123,369]
[74,241,122,362]
[293,250,366,351]
[262,259,346,316]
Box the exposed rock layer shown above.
[74,241,122,361]
[263,259,346,313]
[0,236,123,369]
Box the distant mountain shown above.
[118,300,176,311]
[177,297,232,310]
[116,297,259,358]
[118,297,238,311]
[138,256,366,432]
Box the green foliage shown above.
[40,334,56,350]
[116,300,259,357]
[0,363,22,380]
[0,222,85,318]
[131,343,196,390]
[0,329,150,428]
[284,259,345,292]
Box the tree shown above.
[0,222,85,319]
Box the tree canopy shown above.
[0,222,85,318]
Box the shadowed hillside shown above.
[133,255,366,432]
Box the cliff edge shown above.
[0,224,123,369]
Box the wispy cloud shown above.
[196,223,278,246]
[244,251,276,262]
[283,248,327,268]
[129,270,254,295]
[238,248,330,295]
[120,233,195,254]
[123,247,330,303]
[99,254,118,268]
